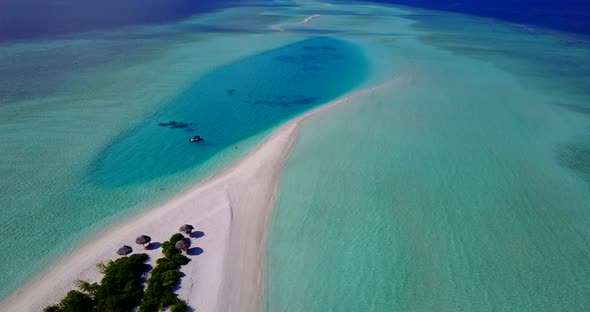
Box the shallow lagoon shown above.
[90,37,368,186]
[0,6,367,300]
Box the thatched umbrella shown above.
[175,238,191,253]
[135,235,151,248]
[179,224,194,235]
[117,245,133,256]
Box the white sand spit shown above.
[0,77,406,312]
[272,14,321,32]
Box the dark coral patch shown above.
[556,139,590,179]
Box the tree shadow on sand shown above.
[190,231,205,238]
[188,247,204,256]
[146,242,161,250]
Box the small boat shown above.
[189,135,204,142]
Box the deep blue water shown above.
[90,37,368,186]
[7,0,589,42]
[366,0,590,36]
[0,0,237,42]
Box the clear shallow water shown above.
[267,2,590,311]
[0,4,368,301]
[91,37,368,186]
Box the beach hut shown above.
[179,224,194,235]
[175,238,191,253]
[117,245,133,257]
[135,235,152,248]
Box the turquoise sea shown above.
[1,0,590,310]
[0,5,368,300]
[266,2,590,311]
[91,37,367,186]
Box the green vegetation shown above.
[44,233,194,312]
[43,290,94,312]
[139,233,189,312]
[170,301,189,312]
[44,254,150,312]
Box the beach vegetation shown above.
[170,301,189,312]
[42,233,194,312]
[43,290,94,312]
[95,253,150,311]
[43,253,150,312]
[139,233,190,312]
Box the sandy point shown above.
[0,77,407,312]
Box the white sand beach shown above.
[1,120,298,312]
[0,79,402,312]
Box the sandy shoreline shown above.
[0,78,402,312]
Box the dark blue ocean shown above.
[2,0,590,42]
[367,0,590,36]
[0,0,236,42]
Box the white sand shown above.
[0,78,404,312]
[272,14,321,32]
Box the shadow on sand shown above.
[146,242,161,250]
[188,247,204,256]
[190,231,205,238]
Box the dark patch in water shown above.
[555,102,590,115]
[157,121,194,129]
[556,140,590,179]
